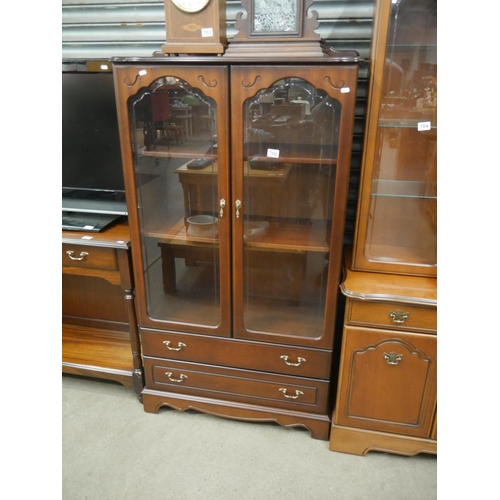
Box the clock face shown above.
[171,0,210,13]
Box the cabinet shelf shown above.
[245,142,338,165]
[140,148,217,161]
[371,180,436,200]
[378,121,437,131]
[143,218,329,254]
[387,43,437,50]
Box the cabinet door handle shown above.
[389,309,409,324]
[279,388,304,399]
[280,355,306,367]
[235,199,242,218]
[383,351,403,365]
[165,372,188,383]
[219,198,226,218]
[163,341,186,351]
[66,250,89,261]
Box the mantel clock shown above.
[225,0,328,57]
[162,0,226,55]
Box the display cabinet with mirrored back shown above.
[113,51,360,440]
[351,0,437,277]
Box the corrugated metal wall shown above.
[62,0,375,244]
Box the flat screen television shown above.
[62,62,127,231]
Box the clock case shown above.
[162,0,227,55]
[225,0,330,58]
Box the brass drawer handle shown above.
[383,352,403,365]
[219,198,226,218]
[163,341,186,351]
[235,199,242,218]
[66,250,89,261]
[389,309,409,324]
[165,372,188,383]
[280,355,306,367]
[279,388,304,400]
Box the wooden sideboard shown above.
[62,220,144,396]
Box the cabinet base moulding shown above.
[329,418,437,456]
[142,389,331,440]
[62,362,134,388]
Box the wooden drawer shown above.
[62,244,118,271]
[141,328,332,379]
[346,299,436,333]
[144,357,329,414]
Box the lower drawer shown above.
[141,328,332,379]
[144,357,329,414]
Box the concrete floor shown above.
[62,374,437,499]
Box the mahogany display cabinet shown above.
[351,0,437,278]
[329,0,437,455]
[112,51,361,440]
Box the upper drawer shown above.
[346,299,436,334]
[141,328,332,379]
[62,244,118,271]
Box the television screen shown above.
[62,63,127,217]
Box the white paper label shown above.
[202,28,214,37]
[138,69,147,76]
[418,121,431,132]
[100,64,109,71]
[267,148,280,158]
[82,236,93,240]
[340,87,350,93]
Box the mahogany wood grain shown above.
[141,328,332,379]
[334,326,437,438]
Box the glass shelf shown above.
[371,179,436,199]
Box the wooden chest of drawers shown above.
[141,328,333,439]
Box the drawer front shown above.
[144,357,329,414]
[335,326,437,438]
[62,244,118,270]
[346,299,436,333]
[141,328,332,379]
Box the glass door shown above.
[230,66,357,349]
[114,65,231,335]
[353,0,437,276]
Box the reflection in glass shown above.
[242,78,341,339]
[365,0,437,267]
[129,76,221,326]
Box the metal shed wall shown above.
[62,0,376,244]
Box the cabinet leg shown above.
[124,289,145,399]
